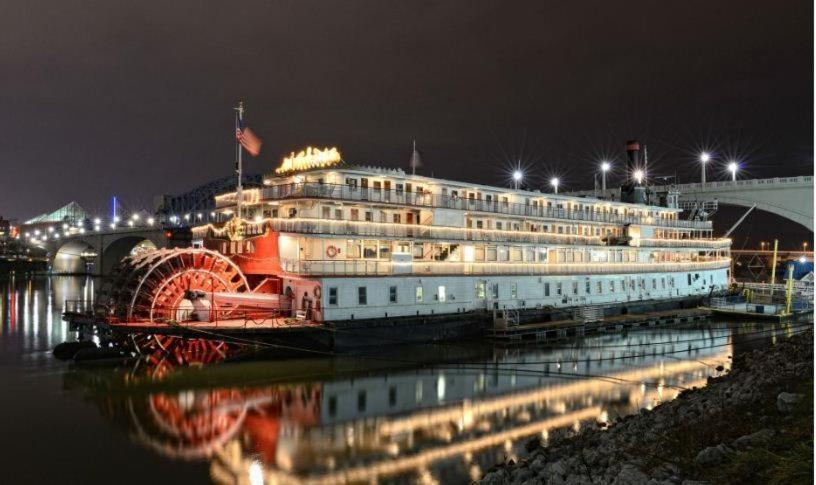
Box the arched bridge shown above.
[36,227,189,276]
[568,176,813,232]
[662,176,813,232]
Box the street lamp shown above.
[512,170,523,190]
[600,161,611,192]
[550,177,560,194]
[633,169,644,185]
[804,241,809,252]
[727,161,738,182]
[699,152,710,184]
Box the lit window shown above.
[437,286,446,302]
[415,285,423,302]
[475,281,486,299]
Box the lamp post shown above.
[550,177,559,194]
[699,152,710,184]
[600,161,611,192]
[512,170,523,190]
[633,169,644,185]
[727,161,738,183]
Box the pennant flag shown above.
[236,116,263,157]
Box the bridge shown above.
[568,176,814,232]
[30,225,191,276]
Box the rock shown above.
[653,463,680,480]
[776,392,803,414]
[530,456,546,473]
[732,428,774,449]
[613,464,649,485]
[549,460,568,477]
[693,444,735,466]
[512,467,533,483]
[482,470,507,484]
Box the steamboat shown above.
[64,140,731,354]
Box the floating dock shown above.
[486,307,712,342]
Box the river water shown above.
[0,276,806,485]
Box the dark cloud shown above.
[0,0,812,221]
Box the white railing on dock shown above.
[574,306,604,323]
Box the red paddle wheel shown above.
[98,248,250,324]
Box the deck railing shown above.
[245,182,713,230]
[235,218,728,249]
[280,258,731,277]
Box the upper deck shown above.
[214,166,712,231]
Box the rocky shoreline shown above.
[481,328,813,485]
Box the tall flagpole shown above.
[235,100,244,221]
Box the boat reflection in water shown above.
[65,324,752,485]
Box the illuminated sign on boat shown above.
[276,146,341,174]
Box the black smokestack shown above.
[626,140,640,176]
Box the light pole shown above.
[600,161,611,192]
[512,170,523,190]
[633,169,644,185]
[550,177,559,194]
[699,152,710,184]
[727,161,738,183]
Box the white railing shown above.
[252,182,713,230]
[256,218,601,246]
[635,238,731,249]
[198,218,727,250]
[664,176,813,192]
[280,258,731,277]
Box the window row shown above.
[324,272,711,307]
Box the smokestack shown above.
[625,140,640,176]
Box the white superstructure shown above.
[195,161,731,322]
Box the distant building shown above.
[22,201,89,233]
[153,174,262,217]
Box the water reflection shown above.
[67,327,751,485]
[0,275,93,364]
[1,276,805,484]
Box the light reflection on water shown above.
[0,275,94,366]
[0,276,805,485]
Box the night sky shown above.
[1,0,812,242]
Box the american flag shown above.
[236,116,262,157]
